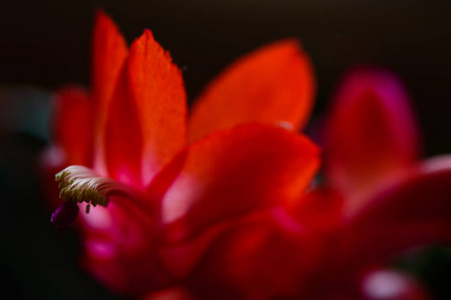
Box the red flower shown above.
[46,11,451,299]
[45,11,318,297]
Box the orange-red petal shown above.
[188,39,315,142]
[91,10,128,172]
[104,30,187,189]
[52,86,93,166]
[159,123,320,241]
[323,68,420,207]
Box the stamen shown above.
[56,165,146,207]
[52,165,149,227]
[56,165,110,207]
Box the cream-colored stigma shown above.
[55,165,110,208]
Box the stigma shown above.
[51,201,80,227]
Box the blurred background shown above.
[0,0,450,299]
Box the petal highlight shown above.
[188,39,315,142]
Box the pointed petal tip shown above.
[269,38,306,55]
[94,8,107,20]
[93,9,121,32]
[104,21,186,187]
[142,28,155,39]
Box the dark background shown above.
[0,1,451,299]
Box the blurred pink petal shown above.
[324,68,420,209]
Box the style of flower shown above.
[45,11,318,297]
[46,11,451,299]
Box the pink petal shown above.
[323,68,420,208]
[338,155,451,270]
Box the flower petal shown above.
[323,68,420,207]
[188,39,315,142]
[292,187,344,233]
[159,123,320,241]
[80,196,169,296]
[92,10,128,104]
[184,208,323,299]
[91,10,128,173]
[52,86,93,165]
[104,30,187,189]
[338,156,451,269]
